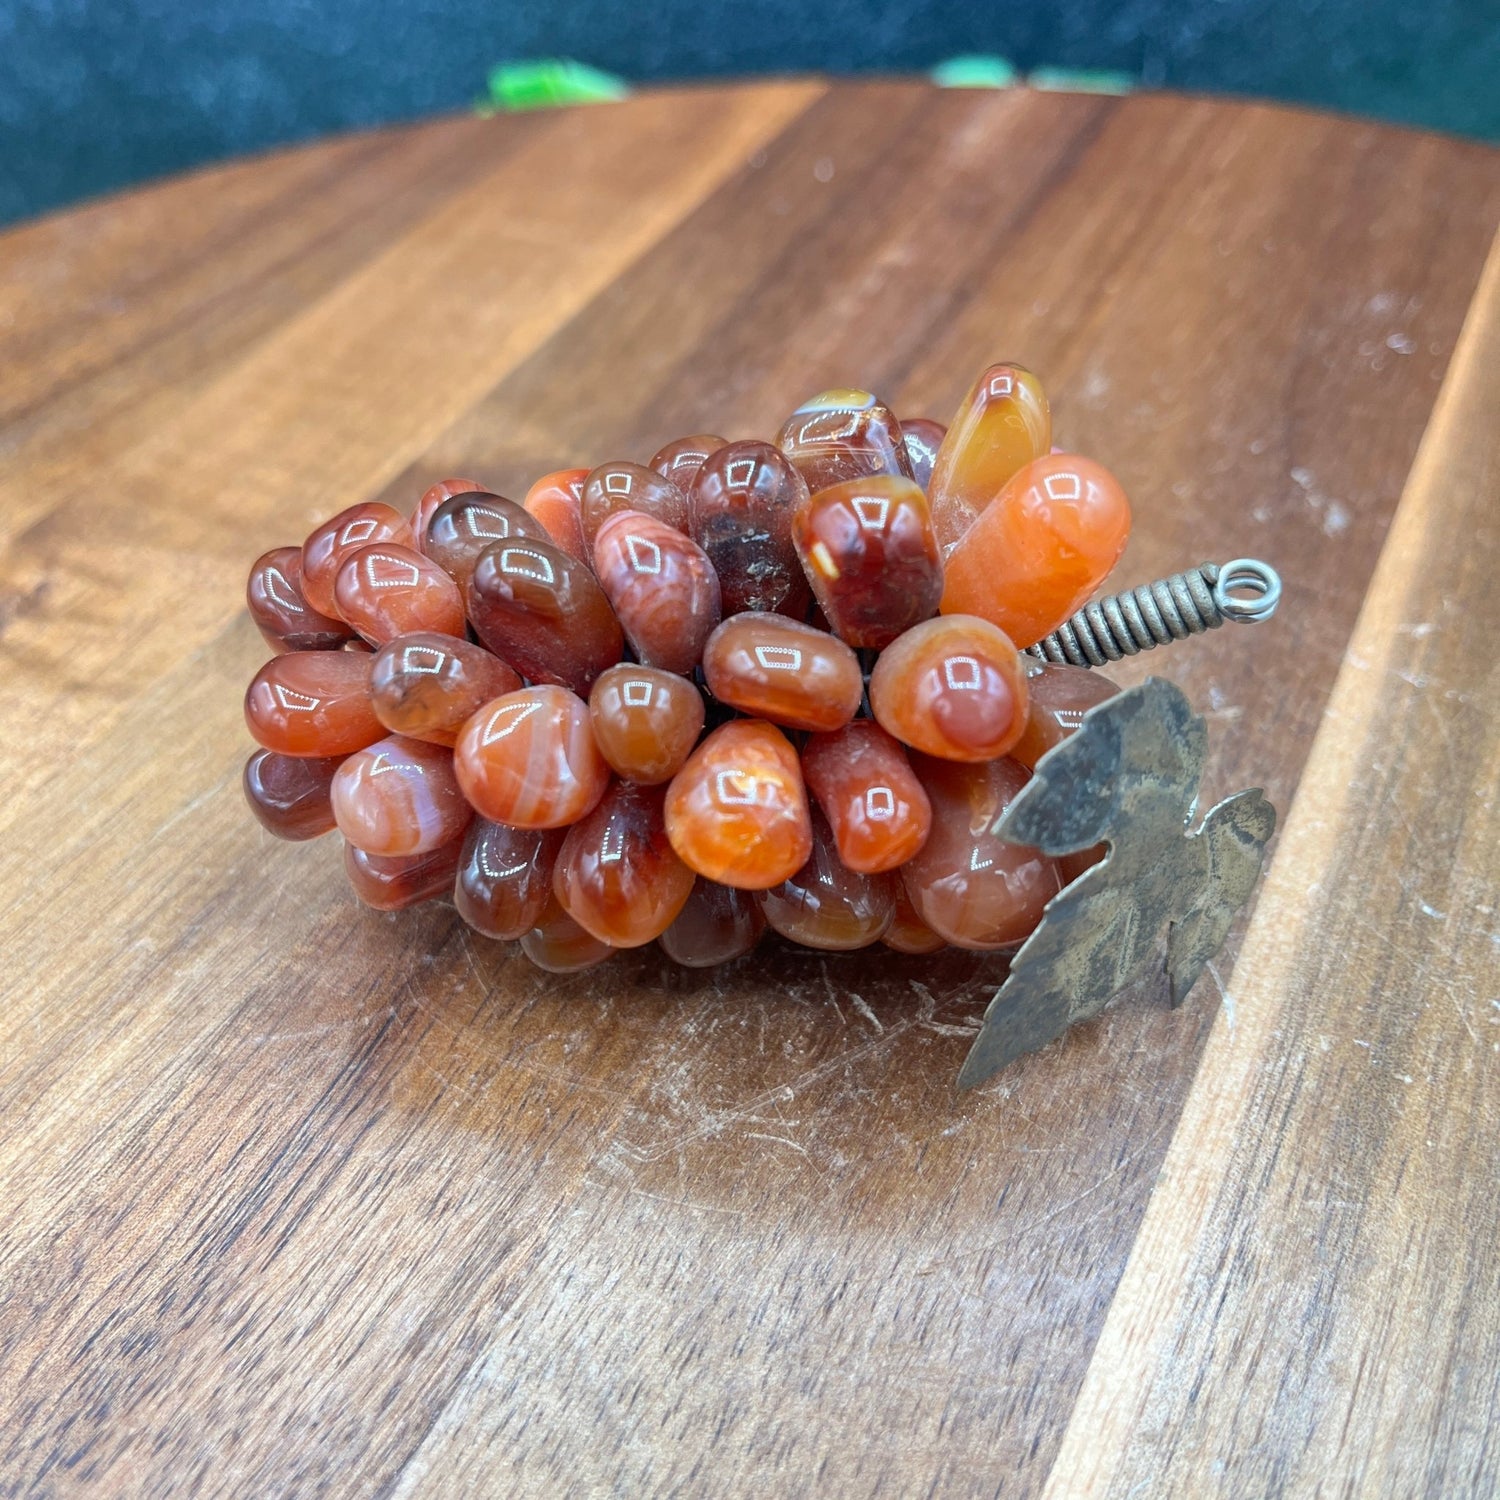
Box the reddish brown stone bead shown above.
[801,720,931,874]
[592,510,722,675]
[870,614,1030,762]
[883,884,946,954]
[242,750,344,840]
[331,734,472,856]
[665,720,812,889]
[411,477,483,553]
[423,490,550,600]
[1010,662,1122,771]
[468,536,623,695]
[523,468,591,564]
[370,633,521,748]
[776,388,913,494]
[902,755,1061,950]
[580,460,688,545]
[659,878,765,967]
[650,433,728,501]
[553,781,696,947]
[344,837,464,912]
[333,542,466,645]
[900,417,947,492]
[701,613,862,733]
[454,820,564,940]
[792,474,943,650]
[759,809,897,951]
[688,441,811,617]
[588,665,705,785]
[245,649,383,758]
[454,685,610,829]
[246,546,355,653]
[519,897,616,973]
[301,503,414,617]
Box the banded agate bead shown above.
[665,720,812,889]
[247,547,355,653]
[588,665,705,785]
[940,453,1131,647]
[581,461,688,545]
[424,490,550,600]
[758,810,897,951]
[411,477,483,552]
[901,418,947,492]
[370,634,521,747]
[454,820,564,940]
[301,503,414,617]
[243,750,344,840]
[454,685,610,828]
[701,613,862,733]
[519,897,616,973]
[928,363,1051,552]
[688,441,811,617]
[468,536,623,695]
[333,543,466,645]
[659,878,765,967]
[345,837,465,911]
[1010,662,1121,771]
[801,720,931,873]
[330,734,472,856]
[245,650,383,757]
[870,614,1029,761]
[650,433,727,501]
[883,884,946,955]
[776,388,913,494]
[553,781,695,947]
[523,469,591,563]
[791,474,942,649]
[592,511,721,675]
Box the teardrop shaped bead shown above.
[659,878,765,967]
[1010,662,1121,771]
[883,883,946,954]
[791,474,943,649]
[468,536,623,695]
[454,685,610,829]
[344,836,465,911]
[870,614,1030,762]
[588,664,705,785]
[592,510,722,675]
[333,542,467,645]
[245,649,383,757]
[928,363,1051,553]
[423,490,551,600]
[650,433,728,502]
[940,453,1131,647]
[330,734,472,856]
[580,460,689,545]
[519,896,616,973]
[247,547,356,653]
[243,750,344,840]
[523,468,592,564]
[411,477,483,553]
[758,809,897,951]
[900,417,947,492]
[553,781,696,947]
[688,440,811,617]
[370,633,521,747]
[776,388,913,494]
[301,503,414,617]
[664,719,812,889]
[454,820,564,940]
[701,612,862,733]
[801,720,931,873]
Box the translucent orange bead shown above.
[1009,662,1121,771]
[902,755,1061,950]
[411,477,483,553]
[791,474,943,649]
[244,650,383,757]
[345,837,465,911]
[523,468,591,564]
[759,809,897,950]
[330,734,472,856]
[301,503,414,617]
[801,720,931,873]
[370,633,521,748]
[869,614,1030,762]
[454,685,610,829]
[519,896,616,973]
[701,612,862,733]
[333,542,466,645]
[588,664,705,785]
[900,417,947,492]
[243,750,344,840]
[592,510,722,675]
[939,453,1131,648]
[246,546,355,653]
[454,820,564,940]
[928,363,1051,553]
[776,388,913,495]
[883,884,946,954]
[423,490,550,600]
[553,781,696,947]
[581,460,688,545]
[659,878,765,967]
[664,719,812,889]
[650,433,728,501]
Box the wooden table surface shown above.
[2,80,1498,1497]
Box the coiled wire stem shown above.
[1024,558,1281,668]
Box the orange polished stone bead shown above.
[791,474,943,649]
[902,754,1061,950]
[592,510,722,675]
[330,734,472,856]
[519,896,616,973]
[523,468,591,563]
[454,685,610,828]
[688,440,811,617]
[901,417,947,491]
[243,750,344,841]
[247,546,356,653]
[940,453,1132,647]
[588,664,705,784]
[454,819,564,940]
[553,781,696,947]
[776,388,913,494]
[883,883,946,954]
[650,433,728,501]
[659,877,765,967]
[801,720,931,873]
[1009,662,1121,771]
[869,614,1029,762]
[423,490,550,600]
[468,536,623,695]
[370,633,521,748]
[701,613,862,733]
[411,477,483,553]
[345,837,464,911]
[580,460,689,545]
[245,649,384,757]
[665,719,812,889]
[759,809,897,951]
[334,542,467,645]
[928,363,1051,553]
[301,503,414,617]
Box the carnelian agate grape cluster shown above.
[242,363,1131,972]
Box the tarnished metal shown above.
[958,677,1276,1089]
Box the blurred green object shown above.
[481,59,631,113]
[931,55,1020,89]
[1028,67,1135,95]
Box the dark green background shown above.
[3,0,1498,227]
